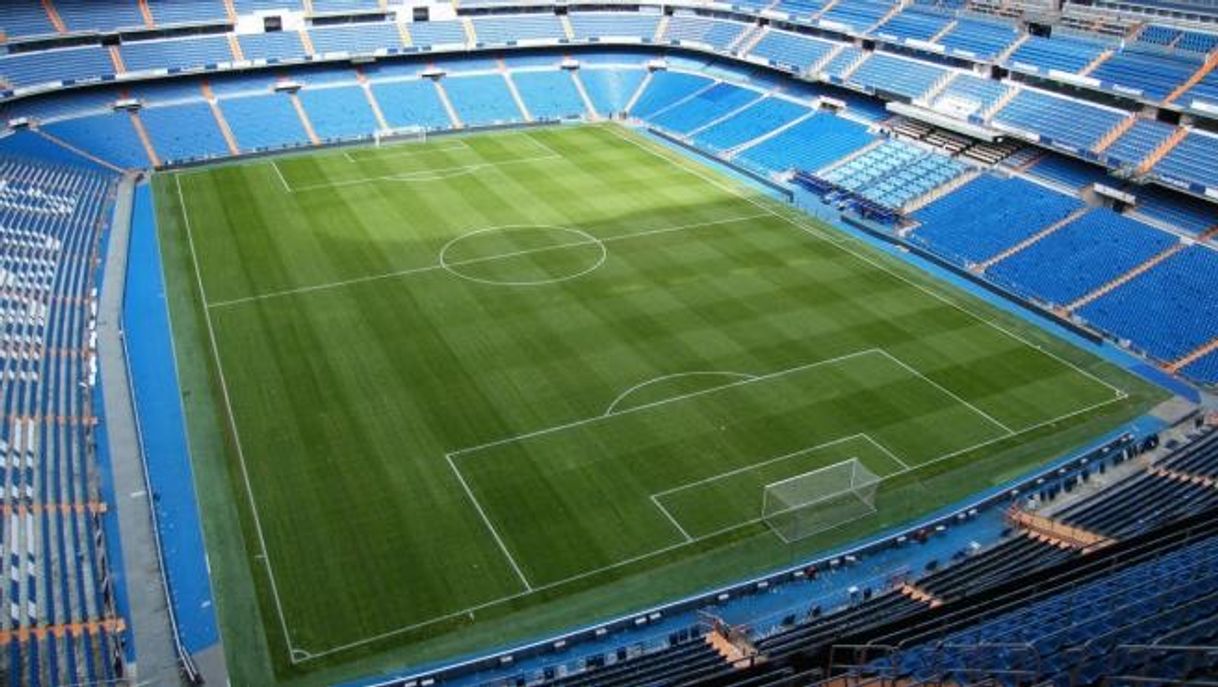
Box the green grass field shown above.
[154,124,1164,684]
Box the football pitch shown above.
[155,124,1161,680]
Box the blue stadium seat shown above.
[649,82,761,134]
[42,111,152,168]
[443,74,524,125]
[1155,130,1218,190]
[1103,118,1176,169]
[692,97,810,152]
[993,89,1127,152]
[472,14,565,44]
[663,13,747,50]
[630,71,715,118]
[579,68,647,116]
[512,70,586,119]
[747,29,836,73]
[120,35,234,72]
[370,79,453,130]
[310,22,403,54]
[847,52,947,99]
[737,112,874,173]
[140,102,232,161]
[299,85,380,141]
[936,17,1019,59]
[219,93,309,150]
[569,12,661,41]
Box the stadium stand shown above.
[691,97,810,152]
[1078,244,1218,363]
[237,31,307,62]
[578,68,647,117]
[217,93,308,150]
[119,35,234,73]
[1089,48,1200,101]
[1155,129,1218,191]
[1006,34,1107,74]
[737,111,875,172]
[987,208,1178,306]
[650,82,760,134]
[1102,117,1177,168]
[55,0,146,33]
[0,155,124,687]
[629,71,715,119]
[404,20,467,48]
[819,0,893,32]
[846,51,947,99]
[569,12,661,41]
[936,17,1019,59]
[441,74,523,126]
[910,174,1084,266]
[368,78,452,130]
[41,112,153,168]
[992,89,1128,152]
[662,13,747,50]
[818,139,966,209]
[1025,152,1109,190]
[510,70,586,120]
[298,85,379,141]
[471,14,565,45]
[873,6,952,42]
[930,73,1011,118]
[0,47,114,89]
[746,29,837,73]
[139,101,233,162]
[309,22,404,54]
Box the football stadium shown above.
[2,0,1218,685]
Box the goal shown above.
[373,125,426,147]
[761,458,881,543]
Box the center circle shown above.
[438,225,608,287]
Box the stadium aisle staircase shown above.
[570,70,598,119]
[501,69,533,122]
[1007,506,1115,550]
[127,111,161,167]
[201,83,241,156]
[137,0,155,28]
[106,47,125,76]
[1169,336,1218,373]
[623,71,654,114]
[560,15,574,40]
[299,28,316,57]
[289,92,321,145]
[40,0,68,34]
[1166,50,1218,104]
[1066,240,1186,311]
[432,78,463,128]
[979,206,1091,269]
[1138,126,1190,174]
[354,68,390,131]
[1092,112,1138,154]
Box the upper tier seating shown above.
[0,46,113,88]
[993,89,1127,152]
[1007,34,1107,74]
[931,73,1011,118]
[663,13,747,50]
[1132,183,1218,235]
[146,0,229,25]
[1088,48,1199,101]
[299,85,379,140]
[569,12,661,41]
[56,0,146,32]
[936,17,1019,59]
[747,29,837,72]
[218,93,308,150]
[472,14,565,44]
[1,1,59,39]
[820,139,966,209]
[407,20,467,48]
[737,112,874,172]
[1137,24,1218,54]
[847,51,946,99]
[312,0,383,12]
[1079,244,1218,362]
[238,31,307,62]
[1103,117,1176,168]
[369,79,452,129]
[310,22,404,54]
[691,97,810,152]
[910,174,1083,266]
[120,35,234,72]
[629,71,714,118]
[873,7,952,42]
[1155,129,1218,190]
[579,68,646,116]
[820,45,867,78]
[511,71,586,119]
[987,208,1177,306]
[650,82,760,134]
[819,0,894,32]
[442,74,523,125]
[1026,152,1108,190]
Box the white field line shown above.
[249,126,1140,662]
[604,370,758,416]
[651,434,873,500]
[859,433,912,471]
[298,391,1127,662]
[343,139,471,163]
[207,212,770,309]
[651,494,694,542]
[174,175,299,658]
[876,349,1015,435]
[270,160,291,194]
[280,154,563,192]
[448,349,884,460]
[445,453,533,591]
[604,124,1129,404]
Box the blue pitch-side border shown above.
[122,183,220,654]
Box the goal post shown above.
[761,458,881,543]
[373,125,426,147]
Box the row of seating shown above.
[0,156,122,686]
[819,139,967,209]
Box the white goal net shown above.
[373,125,426,147]
[761,458,881,543]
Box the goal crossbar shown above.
[761,458,881,543]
